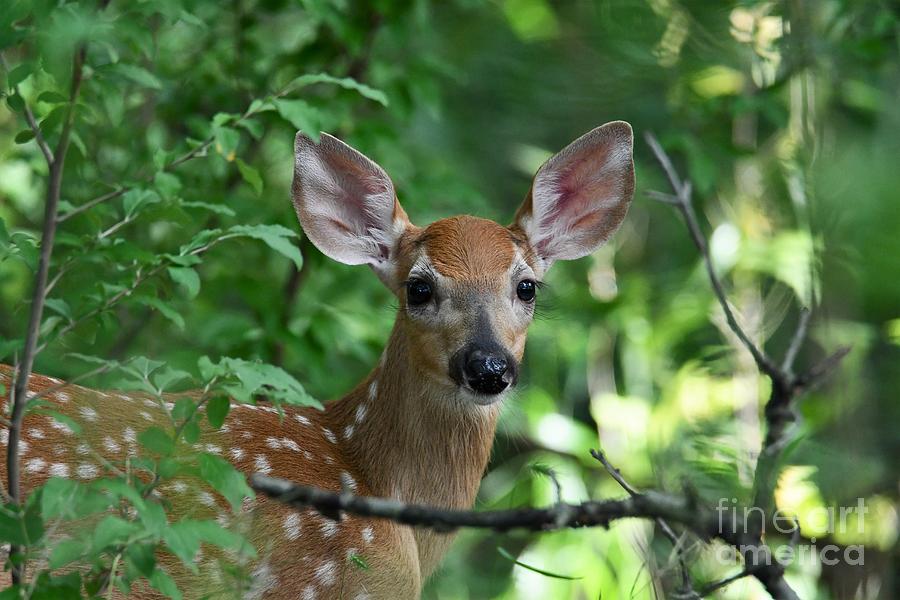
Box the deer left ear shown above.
[512,121,634,273]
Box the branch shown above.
[643,132,785,389]
[251,473,799,600]
[6,44,88,586]
[0,55,54,165]
[591,449,697,597]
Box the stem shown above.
[6,45,87,586]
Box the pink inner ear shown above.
[538,142,619,231]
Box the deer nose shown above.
[463,349,510,395]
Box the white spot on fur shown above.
[343,425,354,440]
[140,411,153,421]
[17,440,28,455]
[323,455,335,465]
[171,481,188,494]
[246,560,277,600]
[283,513,301,540]
[24,457,46,474]
[280,438,301,452]
[340,472,357,492]
[322,428,337,444]
[27,428,45,440]
[361,526,374,544]
[49,463,70,477]
[103,436,121,453]
[76,443,90,455]
[229,447,245,461]
[265,437,282,450]
[198,491,217,507]
[241,431,253,439]
[355,403,368,423]
[56,391,71,403]
[253,455,272,475]
[123,427,137,445]
[302,450,313,461]
[367,380,377,402]
[319,519,339,538]
[0,430,7,444]
[50,419,73,435]
[314,560,337,586]
[353,592,371,600]
[302,587,317,600]
[52,445,66,456]
[142,399,156,409]
[203,444,222,455]
[76,463,99,479]
[294,414,311,426]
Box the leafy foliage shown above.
[0,0,898,598]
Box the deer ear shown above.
[292,132,411,282]
[513,121,634,273]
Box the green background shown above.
[1,0,898,598]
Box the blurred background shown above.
[1,0,898,598]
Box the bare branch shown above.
[781,307,811,375]
[644,132,785,388]
[591,449,697,597]
[251,473,799,600]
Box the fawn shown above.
[0,121,634,599]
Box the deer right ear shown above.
[292,132,411,284]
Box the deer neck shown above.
[327,321,501,510]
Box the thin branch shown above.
[591,449,697,597]
[0,55,54,165]
[781,307,811,376]
[251,473,799,600]
[6,43,88,586]
[644,132,785,389]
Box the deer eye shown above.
[406,279,433,306]
[516,280,536,302]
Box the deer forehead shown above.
[403,216,526,283]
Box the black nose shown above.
[463,349,510,395]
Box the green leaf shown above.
[213,126,240,161]
[274,98,320,140]
[180,201,235,217]
[496,547,582,580]
[138,426,175,456]
[14,129,34,144]
[6,63,32,89]
[6,93,24,112]
[171,397,195,422]
[92,515,139,550]
[49,538,85,569]
[167,266,200,299]
[154,171,182,200]
[198,453,253,512]
[149,568,182,600]
[37,90,68,104]
[235,159,263,195]
[228,224,303,269]
[182,419,201,444]
[287,72,389,106]
[112,63,163,90]
[44,298,73,321]
[206,396,230,429]
[125,542,157,578]
[136,296,185,330]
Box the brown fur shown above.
[417,216,517,283]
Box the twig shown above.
[0,55,54,165]
[781,307,811,376]
[251,473,798,600]
[591,449,697,597]
[644,132,785,389]
[6,43,88,586]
